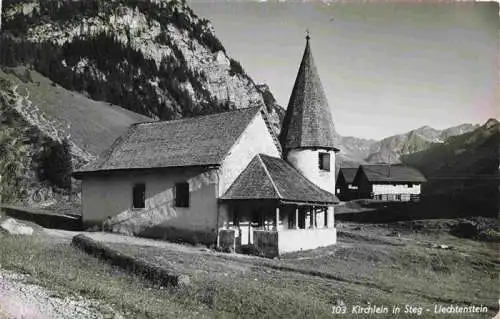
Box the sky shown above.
[188,1,498,140]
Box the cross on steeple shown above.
[306,29,310,41]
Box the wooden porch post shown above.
[274,207,279,231]
[309,207,314,228]
[248,209,251,243]
[227,206,232,229]
[295,207,299,229]
[324,207,328,227]
[327,206,335,228]
[313,206,317,228]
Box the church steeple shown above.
[279,34,337,153]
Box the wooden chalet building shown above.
[336,167,359,201]
[353,164,427,201]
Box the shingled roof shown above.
[338,167,358,184]
[221,154,339,205]
[75,107,263,175]
[358,164,427,183]
[279,36,338,152]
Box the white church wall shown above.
[286,149,336,194]
[218,111,280,197]
[81,167,219,244]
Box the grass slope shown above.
[1,218,497,318]
[108,226,499,318]
[0,66,151,157]
[0,234,210,318]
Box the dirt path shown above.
[43,229,252,257]
[0,268,107,319]
[41,228,83,242]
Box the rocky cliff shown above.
[1,0,283,132]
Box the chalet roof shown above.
[338,167,358,184]
[74,107,264,175]
[279,36,338,152]
[221,154,339,205]
[358,164,427,184]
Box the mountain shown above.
[401,119,499,216]
[333,134,377,167]
[440,123,484,140]
[402,119,499,177]
[0,0,285,204]
[336,123,481,166]
[0,0,283,130]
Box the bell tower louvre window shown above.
[319,152,330,171]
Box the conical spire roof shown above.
[279,36,338,152]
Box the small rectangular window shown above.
[132,183,145,209]
[175,182,190,207]
[319,152,330,171]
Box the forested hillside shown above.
[402,119,499,216]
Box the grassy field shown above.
[0,218,498,318]
[0,232,217,318]
[106,221,499,318]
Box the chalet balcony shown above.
[371,193,421,202]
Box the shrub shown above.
[450,218,500,242]
[240,245,262,256]
[449,221,478,239]
[201,34,225,54]
[37,138,72,190]
[229,58,244,76]
[477,229,500,242]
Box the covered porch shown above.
[218,199,336,257]
[217,154,339,257]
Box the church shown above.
[74,35,340,257]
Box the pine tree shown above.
[39,138,73,190]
